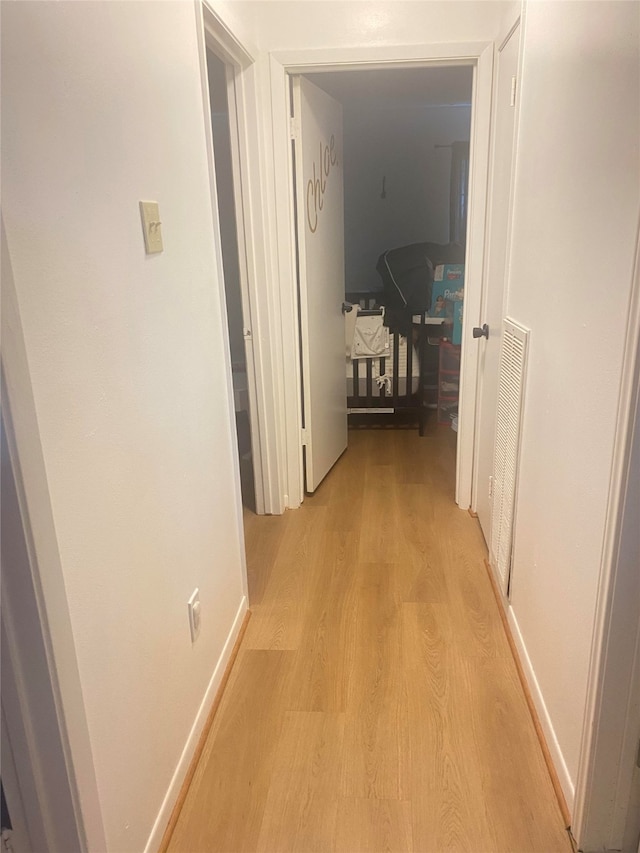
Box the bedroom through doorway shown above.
[296,65,474,498]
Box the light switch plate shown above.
[139,200,163,254]
[187,588,201,644]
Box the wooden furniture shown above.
[345,292,428,435]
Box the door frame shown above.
[199,0,283,516]
[269,41,494,509]
[1,213,107,852]
[0,395,101,853]
[573,219,640,852]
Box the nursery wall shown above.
[344,103,472,292]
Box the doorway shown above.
[205,47,258,513]
[269,42,494,511]
[292,64,474,498]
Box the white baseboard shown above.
[507,607,575,811]
[143,595,248,853]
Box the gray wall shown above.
[343,104,471,291]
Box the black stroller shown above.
[375,240,465,335]
[374,241,465,425]
[375,243,434,337]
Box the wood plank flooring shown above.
[167,426,571,853]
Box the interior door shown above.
[292,76,347,493]
[474,24,520,540]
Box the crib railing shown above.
[345,291,427,433]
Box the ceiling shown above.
[304,65,473,110]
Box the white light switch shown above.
[188,588,201,644]
[139,200,163,254]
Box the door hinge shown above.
[290,116,299,140]
[510,75,517,107]
[489,475,494,499]
[242,327,252,340]
[301,427,308,446]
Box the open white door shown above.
[292,76,347,493]
[474,23,520,541]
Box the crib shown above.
[345,291,431,435]
[345,243,462,435]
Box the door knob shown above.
[472,323,489,339]
[342,302,353,314]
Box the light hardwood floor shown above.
[167,425,571,853]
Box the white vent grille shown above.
[490,318,530,595]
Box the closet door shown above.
[475,22,521,542]
[292,76,347,493]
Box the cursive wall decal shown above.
[306,134,338,234]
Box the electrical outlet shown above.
[187,588,201,643]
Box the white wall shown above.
[506,0,640,799]
[499,0,522,36]
[344,104,471,292]
[1,2,247,851]
[242,0,506,50]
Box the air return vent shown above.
[490,318,530,595]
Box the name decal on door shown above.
[306,135,338,234]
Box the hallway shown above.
[166,427,571,852]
